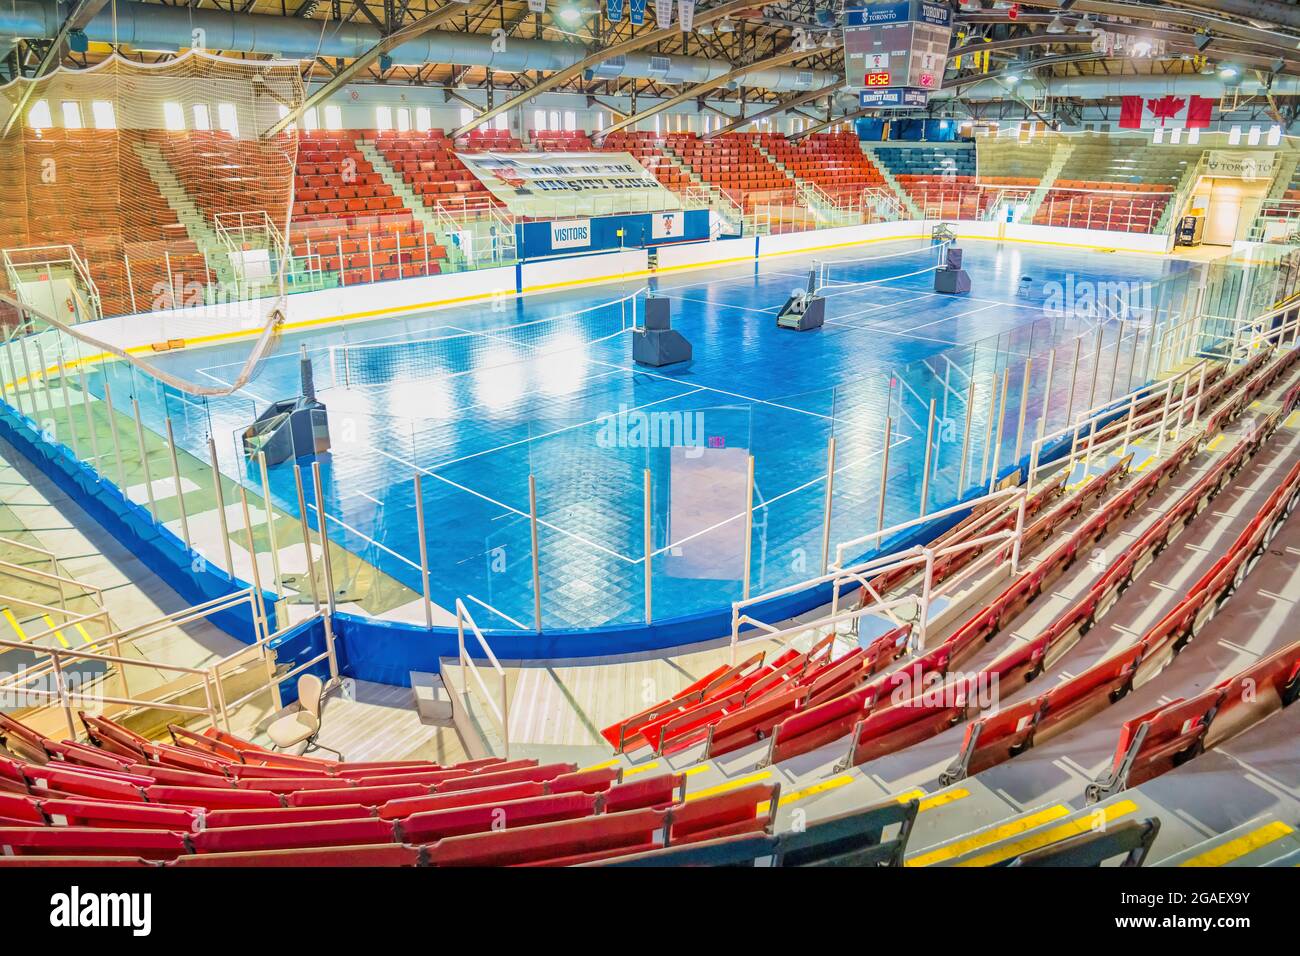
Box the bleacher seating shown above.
[365,129,497,214]
[873,144,986,219]
[666,132,797,209]
[757,131,887,201]
[531,130,593,151]
[597,131,693,193]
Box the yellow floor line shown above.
[953,799,1139,868]
[907,803,1072,868]
[684,770,773,802]
[763,773,855,813]
[74,622,98,652]
[2,607,28,642]
[1178,821,1295,867]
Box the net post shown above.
[742,454,755,601]
[528,473,543,632]
[291,464,320,612]
[643,468,653,625]
[877,415,892,535]
[920,399,936,518]
[208,437,235,577]
[132,398,158,521]
[820,436,836,575]
[311,460,338,616]
[164,417,191,552]
[413,472,434,629]
[256,451,284,600]
[3,338,24,417]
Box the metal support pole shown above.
[820,436,836,573]
[919,400,936,517]
[1014,357,1032,465]
[237,486,271,645]
[132,399,157,521]
[1107,320,1123,401]
[958,378,975,494]
[256,451,283,598]
[75,362,100,471]
[916,548,934,651]
[292,465,320,612]
[1040,346,1056,438]
[164,418,191,551]
[310,461,338,615]
[102,380,126,490]
[413,473,433,629]
[1191,361,1207,430]
[208,438,234,577]
[528,474,542,632]
[742,454,755,600]
[1064,337,1082,424]
[33,339,55,420]
[876,416,892,535]
[55,355,80,460]
[989,368,1009,492]
[643,468,653,625]
[1086,325,1103,411]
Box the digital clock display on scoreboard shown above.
[844,0,953,107]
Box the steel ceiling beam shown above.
[707,81,839,137]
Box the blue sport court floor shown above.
[110,237,1195,632]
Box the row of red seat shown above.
[841,351,1300,774]
[942,347,1300,783]
[0,712,780,866]
[1090,611,1300,801]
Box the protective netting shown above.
[329,291,643,389]
[0,49,301,395]
[815,241,949,291]
[0,50,303,395]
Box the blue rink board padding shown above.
[32,237,1191,678]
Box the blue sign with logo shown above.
[629,0,646,25]
[846,1,950,27]
[859,88,931,108]
[607,0,624,20]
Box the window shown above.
[376,106,393,131]
[653,114,661,134]
[594,111,605,131]
[495,112,508,131]
[59,101,82,129]
[563,110,576,131]
[396,108,411,132]
[91,100,116,129]
[276,104,296,132]
[415,107,431,132]
[216,102,238,135]
[303,107,319,132]
[323,105,342,130]
[460,107,473,127]
[192,104,211,130]
[533,109,546,131]
[548,110,560,131]
[27,99,51,130]
[162,101,185,131]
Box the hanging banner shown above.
[607,0,623,20]
[655,0,674,27]
[527,0,546,12]
[1205,150,1277,182]
[456,150,681,217]
[678,0,695,31]
[630,0,647,25]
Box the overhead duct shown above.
[0,1,838,93]
[938,73,1300,100]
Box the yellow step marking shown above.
[953,799,1139,868]
[578,758,620,773]
[907,803,1073,868]
[759,773,855,814]
[1134,456,1154,473]
[1284,409,1300,429]
[1178,821,1295,868]
[684,770,772,802]
[74,622,98,652]
[2,607,28,642]
[1207,433,1226,451]
[41,615,69,648]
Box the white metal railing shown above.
[455,598,510,759]
[731,486,1029,662]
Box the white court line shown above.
[427,386,707,470]
[466,593,529,630]
[373,446,640,565]
[662,294,780,315]
[821,320,960,347]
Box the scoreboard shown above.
[844,1,952,108]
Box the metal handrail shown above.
[454,598,510,759]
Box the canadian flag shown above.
[1118,94,1213,130]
